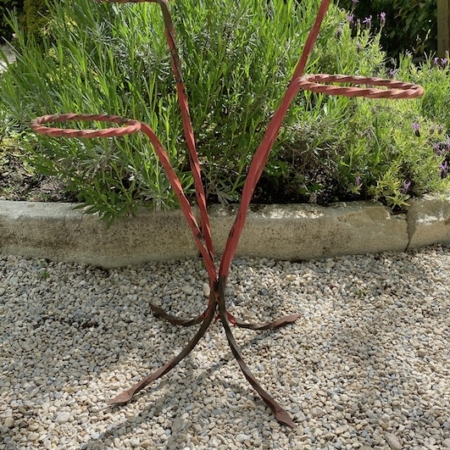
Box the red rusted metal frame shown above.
[294,75,424,98]
[32,115,213,276]
[30,0,424,427]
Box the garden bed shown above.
[1,2,450,224]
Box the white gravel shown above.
[0,43,15,74]
[1,245,450,449]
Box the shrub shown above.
[0,0,24,41]
[338,0,437,60]
[0,0,346,221]
[1,0,49,43]
[23,0,49,40]
[0,0,449,223]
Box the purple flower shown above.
[380,12,386,27]
[388,68,399,79]
[433,143,442,155]
[441,58,448,69]
[440,161,448,178]
[363,16,372,29]
[352,0,359,3]
[346,14,354,24]
[433,57,440,67]
[433,142,450,156]
[412,122,421,137]
[355,176,362,187]
[401,181,411,195]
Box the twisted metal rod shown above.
[31,0,424,427]
[31,114,141,138]
[294,74,425,99]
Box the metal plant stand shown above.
[31,0,423,427]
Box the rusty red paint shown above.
[31,0,424,427]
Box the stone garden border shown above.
[1,196,450,267]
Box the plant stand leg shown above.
[108,290,218,405]
[216,276,297,427]
[111,275,301,427]
[149,303,208,327]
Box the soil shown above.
[0,44,77,203]
[0,151,77,202]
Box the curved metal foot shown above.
[149,303,207,327]
[217,279,297,428]
[109,298,216,405]
[231,312,302,330]
[219,305,297,427]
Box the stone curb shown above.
[1,196,450,267]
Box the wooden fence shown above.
[437,0,450,57]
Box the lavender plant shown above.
[0,0,449,219]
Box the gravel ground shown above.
[1,245,450,450]
[0,44,15,73]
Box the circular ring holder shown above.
[296,74,424,99]
[31,113,141,138]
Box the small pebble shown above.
[385,432,402,450]
[4,418,14,429]
[181,285,194,295]
[236,433,251,442]
[55,412,71,424]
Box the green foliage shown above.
[404,54,450,129]
[1,0,49,42]
[171,0,341,201]
[338,0,437,60]
[0,0,340,221]
[0,0,449,223]
[0,0,24,40]
[1,1,178,222]
[23,0,49,39]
